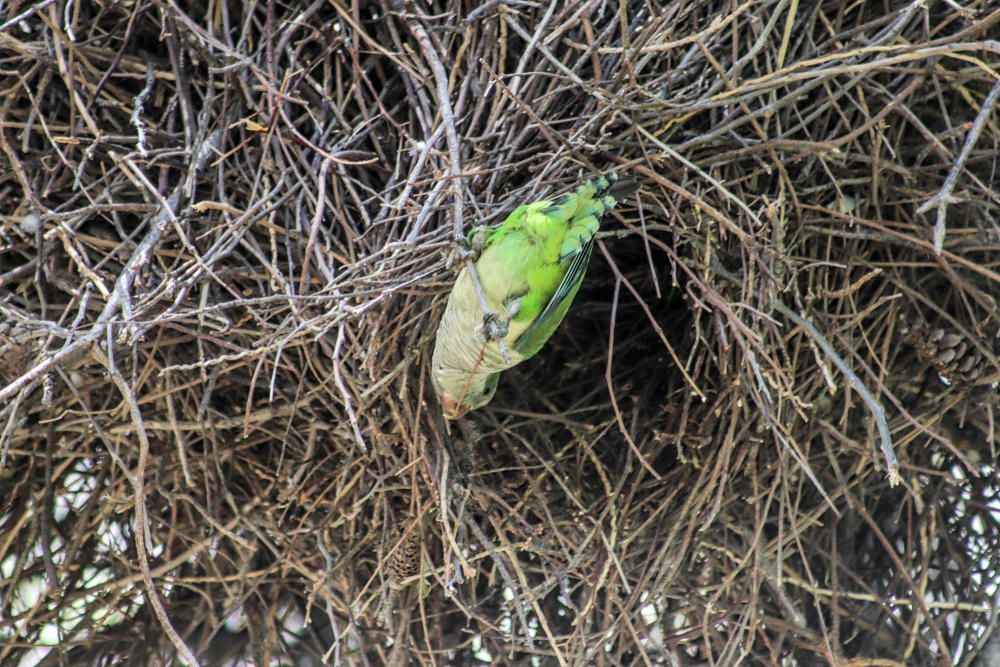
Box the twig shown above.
[130,60,155,157]
[405,9,465,240]
[0,0,56,32]
[466,262,513,364]
[105,363,201,666]
[917,77,1000,254]
[711,263,899,485]
[331,322,368,454]
[606,277,662,480]
[773,302,899,486]
[460,496,534,645]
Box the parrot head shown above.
[432,368,501,419]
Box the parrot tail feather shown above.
[597,172,640,204]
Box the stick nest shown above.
[1,1,999,665]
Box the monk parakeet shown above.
[431,173,638,419]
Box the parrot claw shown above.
[481,301,520,341]
[446,227,489,269]
[481,313,513,364]
[482,311,509,340]
[481,301,520,364]
[467,226,490,252]
[445,243,475,270]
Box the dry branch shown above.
[0,1,997,665]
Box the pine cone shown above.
[902,317,997,387]
[0,321,34,385]
[387,526,420,590]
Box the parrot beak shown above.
[441,395,468,420]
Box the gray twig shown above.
[772,302,899,486]
[130,60,156,157]
[405,11,465,240]
[712,263,899,485]
[917,78,1000,254]
[466,262,513,364]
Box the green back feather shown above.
[513,238,594,359]
[491,173,637,359]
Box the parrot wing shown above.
[512,238,594,360]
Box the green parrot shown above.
[431,173,638,419]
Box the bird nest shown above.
[1,1,998,665]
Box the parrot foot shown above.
[482,301,520,364]
[467,226,490,253]
[466,261,514,363]
[482,301,520,341]
[446,227,489,269]
[445,243,475,270]
[482,311,508,340]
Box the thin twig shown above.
[405,9,465,240]
[917,77,1000,254]
[105,363,201,666]
[465,262,513,364]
